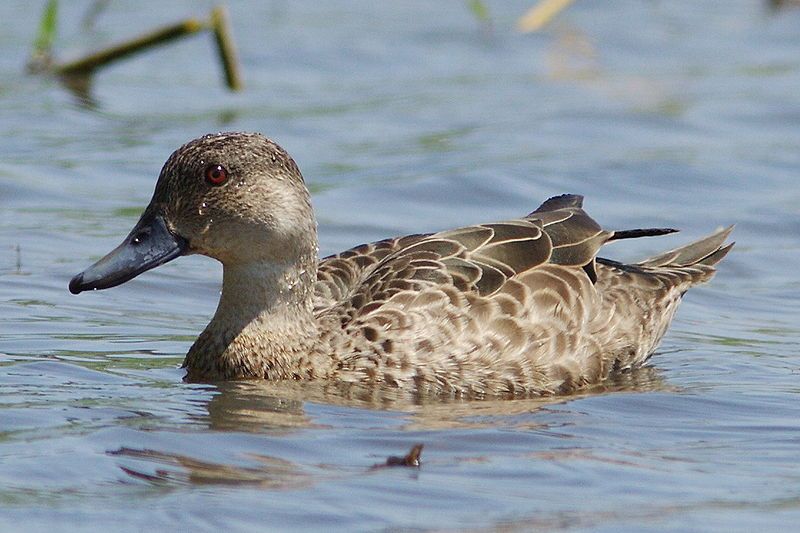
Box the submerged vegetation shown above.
[28,1,243,105]
[466,0,576,33]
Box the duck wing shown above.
[314,233,430,311]
[314,194,732,395]
[315,194,611,318]
[312,194,618,393]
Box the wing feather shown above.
[315,196,614,321]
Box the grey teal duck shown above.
[69,132,733,396]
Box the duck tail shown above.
[636,225,735,268]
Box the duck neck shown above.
[183,254,329,380]
[219,259,315,318]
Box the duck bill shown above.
[69,212,187,294]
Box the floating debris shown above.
[375,443,424,469]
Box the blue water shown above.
[1,1,799,531]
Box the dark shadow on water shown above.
[60,74,97,110]
[111,441,425,489]
[110,446,314,489]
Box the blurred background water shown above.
[1,1,799,531]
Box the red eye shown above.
[205,164,228,186]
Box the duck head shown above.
[69,132,317,294]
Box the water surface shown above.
[1,1,799,531]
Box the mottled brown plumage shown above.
[70,132,733,397]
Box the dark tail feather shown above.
[608,228,679,241]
